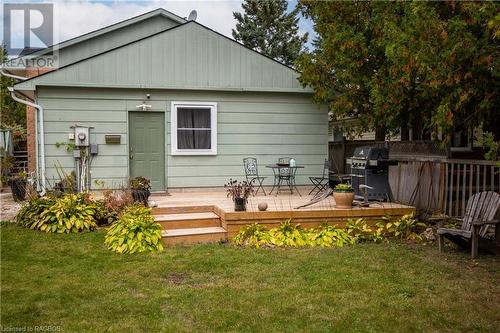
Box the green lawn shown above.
[1,222,499,332]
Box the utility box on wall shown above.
[105,135,121,144]
[74,126,90,147]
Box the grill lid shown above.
[352,146,389,161]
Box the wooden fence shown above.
[389,158,499,216]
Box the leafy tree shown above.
[232,0,308,66]
[1,46,26,131]
[297,1,499,141]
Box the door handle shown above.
[130,147,134,160]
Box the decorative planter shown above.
[234,197,247,211]
[132,189,150,206]
[10,179,26,202]
[333,191,354,209]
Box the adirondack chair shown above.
[437,191,500,258]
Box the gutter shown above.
[8,87,46,195]
[0,68,28,81]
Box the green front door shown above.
[129,112,165,191]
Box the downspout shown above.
[8,87,46,195]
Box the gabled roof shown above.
[15,21,312,94]
[20,8,186,59]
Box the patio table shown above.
[266,164,304,196]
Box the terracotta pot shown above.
[333,191,354,209]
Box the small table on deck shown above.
[266,164,304,196]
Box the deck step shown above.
[162,227,227,246]
[152,205,215,215]
[155,212,220,230]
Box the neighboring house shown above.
[10,9,327,191]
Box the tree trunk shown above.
[400,125,409,141]
[375,126,386,141]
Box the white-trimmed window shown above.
[171,101,217,155]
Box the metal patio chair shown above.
[243,157,266,195]
[273,157,294,195]
[308,159,331,195]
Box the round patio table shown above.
[265,164,304,196]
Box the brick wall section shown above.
[23,67,54,173]
[26,105,36,173]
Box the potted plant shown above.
[224,179,253,211]
[53,171,77,194]
[333,183,354,209]
[9,171,27,202]
[129,176,151,205]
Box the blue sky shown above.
[2,0,315,51]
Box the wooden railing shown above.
[443,159,499,216]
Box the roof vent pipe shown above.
[8,87,46,195]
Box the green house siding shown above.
[16,22,309,93]
[17,9,184,69]
[38,87,327,190]
[55,15,180,68]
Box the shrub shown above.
[17,193,97,233]
[376,214,426,241]
[232,215,427,248]
[16,196,56,228]
[267,220,309,247]
[129,176,151,191]
[346,218,383,242]
[309,224,355,247]
[90,199,114,226]
[232,223,269,248]
[39,194,98,233]
[233,220,357,248]
[103,190,134,218]
[104,204,163,254]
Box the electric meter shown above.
[74,126,90,147]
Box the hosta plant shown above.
[38,193,98,233]
[267,220,310,247]
[346,218,383,242]
[232,223,269,248]
[309,224,355,247]
[16,196,56,228]
[17,193,97,233]
[104,204,163,254]
[376,214,426,241]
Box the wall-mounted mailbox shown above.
[105,135,121,144]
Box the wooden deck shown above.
[152,190,416,244]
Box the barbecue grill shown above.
[346,146,397,201]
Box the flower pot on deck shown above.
[132,189,150,206]
[333,191,354,209]
[234,197,247,211]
